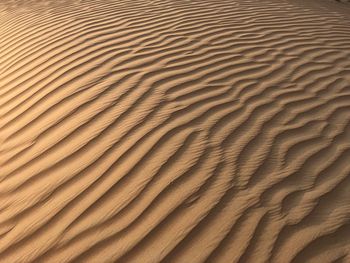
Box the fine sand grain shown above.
[1,0,350,262]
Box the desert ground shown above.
[1,0,350,262]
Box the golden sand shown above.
[1,0,350,262]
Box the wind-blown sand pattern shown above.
[1,0,350,262]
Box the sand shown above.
[1,0,350,262]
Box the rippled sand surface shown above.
[1,0,350,262]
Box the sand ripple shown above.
[1,0,350,262]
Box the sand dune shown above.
[1,0,350,262]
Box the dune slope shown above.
[1,0,350,262]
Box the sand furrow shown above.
[1,0,350,262]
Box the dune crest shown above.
[1,0,350,262]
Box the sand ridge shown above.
[1,0,350,262]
